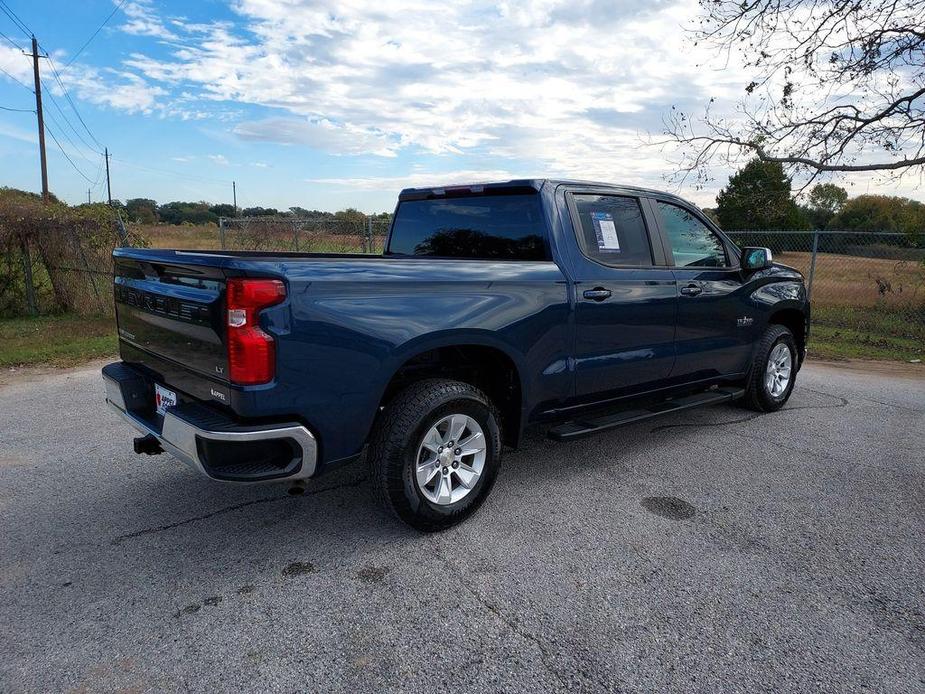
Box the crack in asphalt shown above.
[110,476,367,544]
[429,538,608,693]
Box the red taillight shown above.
[226,278,286,385]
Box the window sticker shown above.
[591,211,621,252]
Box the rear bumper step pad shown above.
[102,362,318,482]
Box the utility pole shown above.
[105,147,112,205]
[232,180,237,216]
[87,189,91,204]
[30,36,48,202]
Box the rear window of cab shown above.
[386,194,548,260]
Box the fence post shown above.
[20,237,37,316]
[807,231,819,300]
[366,217,373,254]
[219,218,226,249]
[115,210,129,246]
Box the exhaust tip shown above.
[288,481,307,496]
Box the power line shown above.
[64,0,127,69]
[43,105,101,173]
[43,86,102,157]
[0,0,31,39]
[111,156,233,185]
[0,63,32,91]
[0,103,32,112]
[41,51,104,149]
[0,26,23,50]
[43,119,98,184]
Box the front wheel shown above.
[741,325,798,412]
[367,379,502,531]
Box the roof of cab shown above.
[397,178,691,205]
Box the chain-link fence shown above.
[218,216,391,254]
[726,230,925,355]
[0,199,140,318]
[136,216,393,254]
[4,210,923,361]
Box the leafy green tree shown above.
[125,198,158,224]
[803,184,848,229]
[334,207,367,227]
[829,195,925,233]
[241,206,279,217]
[289,207,331,218]
[716,159,809,230]
[209,203,236,218]
[157,201,218,226]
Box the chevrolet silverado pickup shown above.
[103,180,809,530]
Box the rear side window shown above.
[387,194,547,260]
[657,201,728,267]
[571,194,653,266]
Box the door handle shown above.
[583,287,612,301]
[680,283,703,297]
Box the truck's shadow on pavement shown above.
[53,388,849,602]
[97,392,845,554]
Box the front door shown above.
[564,191,678,401]
[652,200,753,380]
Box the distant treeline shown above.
[700,160,925,235]
[106,198,392,226]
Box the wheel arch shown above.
[377,335,526,448]
[767,306,808,366]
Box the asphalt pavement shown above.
[1,361,923,693]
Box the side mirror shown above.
[741,247,772,271]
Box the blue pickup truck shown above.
[103,179,809,530]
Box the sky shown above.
[0,0,919,213]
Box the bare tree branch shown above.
[662,0,925,184]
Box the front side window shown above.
[387,194,547,260]
[657,202,728,268]
[571,194,653,266]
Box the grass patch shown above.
[0,314,116,368]
[809,305,924,362]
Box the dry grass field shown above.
[131,224,222,250]
[775,251,925,309]
[134,224,385,254]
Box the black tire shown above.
[367,379,503,532]
[741,325,798,412]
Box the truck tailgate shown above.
[113,254,228,382]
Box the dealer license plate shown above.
[155,383,177,416]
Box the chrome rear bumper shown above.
[102,363,317,482]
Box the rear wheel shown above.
[368,379,502,531]
[741,325,798,412]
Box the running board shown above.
[547,387,745,441]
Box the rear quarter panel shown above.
[237,257,571,466]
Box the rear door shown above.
[651,200,753,379]
[561,188,678,401]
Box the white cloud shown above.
[70,0,922,202]
[120,0,179,40]
[116,0,741,191]
[234,117,398,157]
[207,154,230,165]
[0,46,32,86]
[59,67,167,114]
[307,169,523,191]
